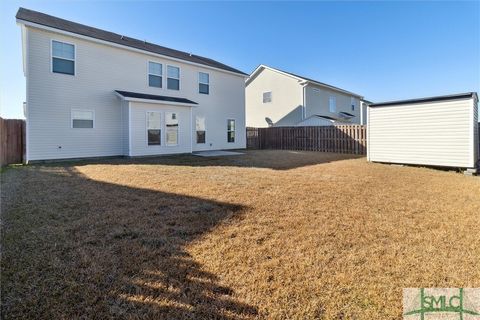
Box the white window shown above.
[351,97,356,111]
[52,40,75,75]
[147,112,161,145]
[196,116,206,143]
[167,66,180,90]
[263,91,272,103]
[165,112,179,145]
[199,72,209,94]
[329,96,336,113]
[227,119,235,143]
[72,109,93,128]
[148,62,162,88]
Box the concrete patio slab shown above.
[192,150,244,157]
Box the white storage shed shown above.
[367,92,479,169]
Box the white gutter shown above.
[17,19,248,79]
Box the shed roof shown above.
[370,92,477,107]
[115,90,198,105]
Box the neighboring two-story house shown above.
[16,8,247,162]
[246,65,368,127]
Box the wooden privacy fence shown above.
[0,118,26,166]
[247,125,367,155]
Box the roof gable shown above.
[16,7,247,76]
[247,65,364,98]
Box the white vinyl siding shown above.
[304,86,361,124]
[367,98,478,168]
[245,68,303,127]
[24,27,246,161]
[473,99,479,165]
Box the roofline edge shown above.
[17,18,248,78]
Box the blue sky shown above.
[1,1,479,119]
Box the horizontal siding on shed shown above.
[368,98,476,168]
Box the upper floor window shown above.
[167,66,180,90]
[263,92,272,103]
[148,62,162,88]
[329,96,336,113]
[351,97,356,111]
[52,40,75,75]
[72,109,93,128]
[199,72,209,94]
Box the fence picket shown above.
[246,125,367,155]
[0,118,26,166]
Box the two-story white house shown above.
[246,65,368,127]
[16,8,247,162]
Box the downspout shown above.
[301,82,308,120]
[190,107,193,153]
[360,101,364,125]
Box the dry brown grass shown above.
[1,150,479,319]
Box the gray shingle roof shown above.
[16,7,247,76]
[115,90,198,104]
[276,68,363,98]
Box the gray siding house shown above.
[246,65,368,128]
[17,8,247,162]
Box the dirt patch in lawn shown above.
[1,150,479,319]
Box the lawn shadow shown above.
[1,166,257,319]
[36,150,363,171]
